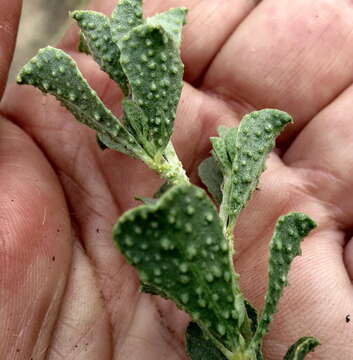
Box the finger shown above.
[282,85,353,229]
[115,295,188,360]
[0,118,71,358]
[59,0,259,83]
[0,0,22,99]
[46,242,112,359]
[282,84,353,281]
[203,0,353,146]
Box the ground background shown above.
[9,0,89,81]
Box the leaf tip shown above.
[70,10,81,20]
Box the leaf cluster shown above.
[17,0,188,184]
[17,1,320,359]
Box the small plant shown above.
[16,1,320,359]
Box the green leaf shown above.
[211,137,230,172]
[228,110,292,218]
[185,322,227,360]
[219,111,291,233]
[119,24,184,154]
[140,282,168,297]
[198,156,223,204]
[210,126,237,173]
[243,301,264,359]
[113,184,246,353]
[256,350,264,360]
[111,0,144,49]
[122,98,147,138]
[222,126,238,165]
[284,337,320,360]
[249,213,316,349]
[134,196,157,205]
[78,32,91,54]
[122,98,155,156]
[96,134,108,150]
[147,7,188,46]
[16,46,142,158]
[244,300,258,335]
[154,181,173,198]
[71,10,129,94]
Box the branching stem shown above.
[143,141,189,185]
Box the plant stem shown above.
[219,171,237,249]
[143,141,189,185]
[219,173,257,353]
[229,349,257,360]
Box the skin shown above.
[0,0,353,358]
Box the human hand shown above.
[1,0,353,359]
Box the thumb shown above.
[0,0,22,100]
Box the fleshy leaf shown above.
[221,126,238,165]
[71,10,128,94]
[256,350,264,360]
[147,7,188,46]
[154,181,173,198]
[185,322,227,360]
[96,134,108,150]
[140,282,167,297]
[135,196,157,205]
[230,110,292,216]
[210,126,237,173]
[113,184,246,353]
[244,300,258,335]
[224,110,292,222]
[284,337,320,360]
[119,24,184,154]
[122,98,147,137]
[200,126,238,205]
[16,47,142,157]
[211,137,230,172]
[122,98,154,156]
[111,0,144,49]
[249,213,316,349]
[78,32,91,54]
[198,156,223,204]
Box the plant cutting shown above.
[16,0,320,359]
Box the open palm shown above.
[1,0,353,359]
